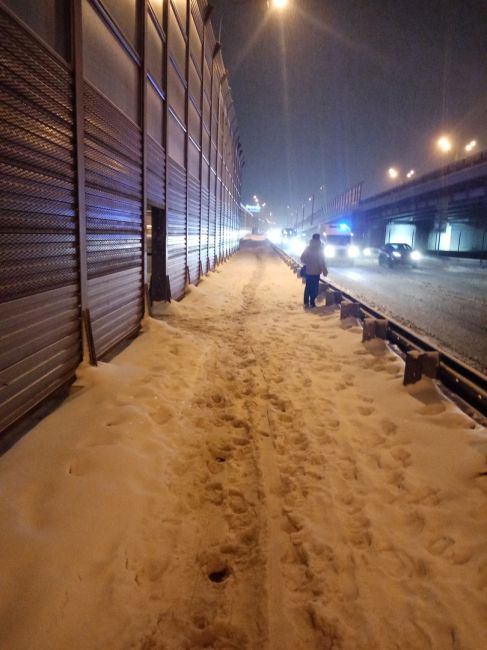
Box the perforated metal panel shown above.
[0,8,81,434]
[84,83,143,357]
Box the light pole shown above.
[309,194,315,225]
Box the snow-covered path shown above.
[0,240,486,650]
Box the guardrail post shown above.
[422,351,440,378]
[375,318,388,339]
[404,350,423,385]
[325,289,341,306]
[362,318,376,341]
[362,317,388,342]
[404,350,440,385]
[340,300,361,320]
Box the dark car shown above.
[378,243,421,268]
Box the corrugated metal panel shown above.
[200,185,209,272]
[216,178,222,260]
[187,174,200,282]
[87,268,143,357]
[147,136,166,208]
[208,170,216,269]
[84,83,143,357]
[0,8,81,435]
[167,157,187,299]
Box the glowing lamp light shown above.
[411,251,422,261]
[339,223,350,232]
[406,170,415,179]
[437,136,452,153]
[465,140,477,153]
[269,0,288,8]
[388,167,399,179]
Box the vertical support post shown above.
[198,5,206,283]
[184,0,190,288]
[325,289,341,306]
[340,300,361,319]
[375,318,388,339]
[207,40,215,273]
[422,351,440,378]
[362,317,388,342]
[144,284,152,317]
[362,318,376,342]
[140,0,148,313]
[72,0,97,365]
[210,47,219,269]
[215,71,223,263]
[404,350,423,385]
[162,0,170,300]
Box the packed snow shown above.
[327,260,487,374]
[0,239,486,650]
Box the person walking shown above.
[300,233,328,307]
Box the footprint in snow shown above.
[357,405,375,416]
[390,447,412,467]
[427,535,455,556]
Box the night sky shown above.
[210,0,487,225]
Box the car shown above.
[378,243,421,268]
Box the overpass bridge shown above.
[352,151,487,255]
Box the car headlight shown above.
[325,245,335,258]
[289,238,306,256]
[348,245,360,258]
[363,247,372,256]
[392,251,402,258]
[410,250,421,261]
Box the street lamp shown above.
[388,167,399,180]
[465,140,477,153]
[406,169,415,179]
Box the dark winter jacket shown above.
[300,239,328,276]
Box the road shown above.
[325,256,487,374]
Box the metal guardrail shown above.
[273,244,487,420]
